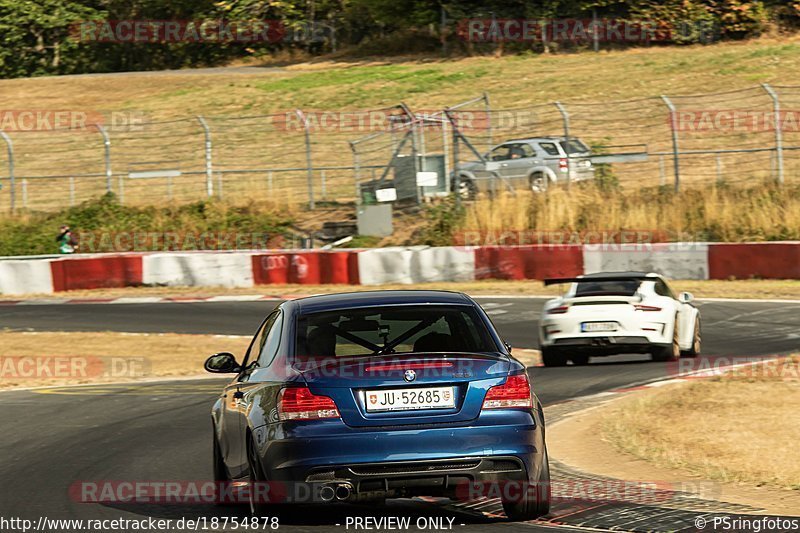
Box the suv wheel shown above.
[453,177,477,200]
[529,172,549,193]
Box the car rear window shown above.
[295,305,498,359]
[574,280,640,297]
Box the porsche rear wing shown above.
[543,275,655,286]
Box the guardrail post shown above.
[196,116,214,196]
[762,84,784,184]
[661,95,681,192]
[554,101,571,188]
[0,131,14,212]
[296,110,315,209]
[94,124,112,193]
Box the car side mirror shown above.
[204,352,241,374]
[679,292,694,303]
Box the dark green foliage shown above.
[0,0,795,78]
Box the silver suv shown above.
[453,136,594,198]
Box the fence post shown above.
[94,124,112,193]
[554,101,571,188]
[449,112,461,205]
[0,131,14,212]
[296,109,315,209]
[196,116,214,196]
[660,95,681,192]
[762,84,784,184]
[350,141,361,204]
[483,92,493,151]
[22,179,28,209]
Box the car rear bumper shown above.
[302,455,529,501]
[254,411,544,499]
[543,336,670,355]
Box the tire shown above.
[529,173,550,193]
[212,429,234,507]
[502,449,550,521]
[570,354,590,366]
[247,435,273,516]
[453,176,477,200]
[682,316,701,357]
[651,318,680,362]
[541,348,568,367]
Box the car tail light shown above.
[546,305,569,314]
[482,374,532,410]
[278,387,340,421]
[634,305,662,312]
[559,158,568,172]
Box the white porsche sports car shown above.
[539,272,701,366]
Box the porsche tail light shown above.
[482,374,532,410]
[546,305,569,314]
[278,387,340,421]
[634,304,662,312]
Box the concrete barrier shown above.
[51,255,143,291]
[583,243,710,280]
[357,247,475,285]
[708,242,800,280]
[0,259,54,295]
[0,242,797,295]
[142,252,254,288]
[475,245,584,280]
[252,251,359,285]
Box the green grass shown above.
[255,65,489,107]
[0,194,294,256]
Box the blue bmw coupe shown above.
[205,290,550,521]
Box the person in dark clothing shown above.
[56,225,78,254]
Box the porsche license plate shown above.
[364,387,455,412]
[581,321,618,332]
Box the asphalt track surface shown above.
[1,297,799,532]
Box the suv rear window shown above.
[574,281,640,297]
[538,142,559,156]
[561,139,590,154]
[295,306,498,359]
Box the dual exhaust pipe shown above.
[319,482,353,502]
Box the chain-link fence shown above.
[0,84,798,213]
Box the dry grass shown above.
[9,278,800,300]
[602,356,800,490]
[464,184,800,242]
[0,331,250,390]
[1,37,800,211]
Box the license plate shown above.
[582,321,617,332]
[364,387,455,412]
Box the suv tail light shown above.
[546,305,569,314]
[278,387,340,421]
[559,158,568,172]
[634,304,662,312]
[482,374,532,410]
